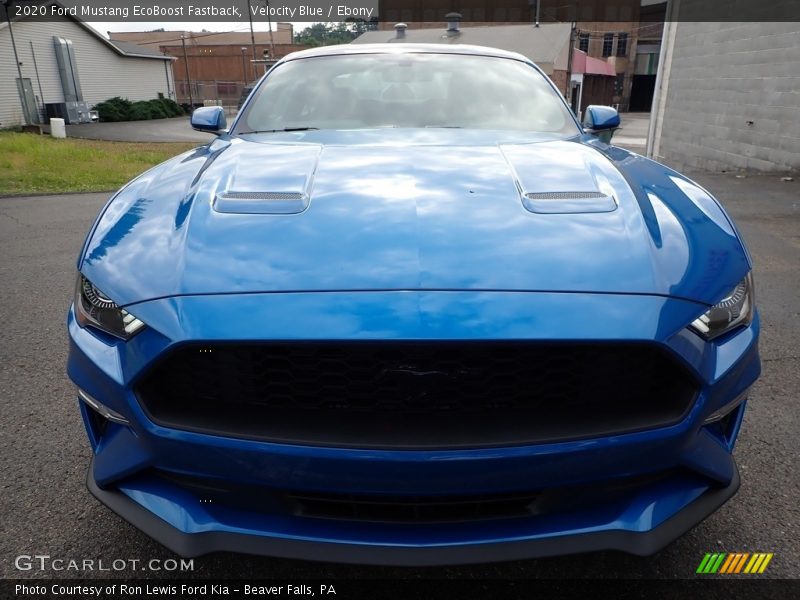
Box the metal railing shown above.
[175,80,247,110]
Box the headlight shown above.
[74,274,145,340]
[690,272,754,341]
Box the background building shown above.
[1,12,174,128]
[570,49,617,117]
[353,22,574,94]
[108,25,294,48]
[110,27,308,107]
[377,0,665,111]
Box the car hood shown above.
[81,132,749,307]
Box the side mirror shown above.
[583,105,620,143]
[191,106,227,134]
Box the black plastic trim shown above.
[86,459,740,565]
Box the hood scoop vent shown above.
[210,143,322,215]
[214,191,309,214]
[522,191,617,214]
[500,142,618,215]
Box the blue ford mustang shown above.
[67,45,760,564]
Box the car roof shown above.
[280,43,533,65]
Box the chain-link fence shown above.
[175,80,248,113]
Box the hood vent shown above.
[522,191,617,214]
[214,191,309,214]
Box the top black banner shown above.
[380,0,800,23]
[1,0,799,23]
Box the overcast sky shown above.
[87,21,310,37]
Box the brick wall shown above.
[166,43,308,85]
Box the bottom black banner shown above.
[2,579,798,600]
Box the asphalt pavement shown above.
[53,112,649,146]
[614,112,650,153]
[60,117,214,143]
[0,172,797,588]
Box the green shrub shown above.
[145,99,169,119]
[128,101,156,121]
[93,95,185,122]
[94,96,132,122]
[156,94,185,117]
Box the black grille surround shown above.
[135,341,699,449]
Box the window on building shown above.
[617,33,628,57]
[602,33,614,57]
[578,33,589,52]
[217,82,238,96]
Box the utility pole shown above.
[247,0,256,82]
[181,35,193,109]
[566,21,577,102]
[266,0,275,64]
[241,47,248,84]
[528,0,540,27]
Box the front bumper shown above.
[68,291,760,564]
[87,457,740,564]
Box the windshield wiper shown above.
[238,127,319,134]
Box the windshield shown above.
[234,53,579,135]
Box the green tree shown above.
[294,19,378,47]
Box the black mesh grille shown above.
[525,191,608,200]
[288,490,541,523]
[154,468,682,524]
[136,342,698,449]
[217,191,305,200]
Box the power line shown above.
[115,26,262,46]
[576,22,664,36]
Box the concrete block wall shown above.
[655,22,800,173]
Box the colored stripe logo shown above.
[696,553,773,574]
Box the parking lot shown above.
[0,172,797,583]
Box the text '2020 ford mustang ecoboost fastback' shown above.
[67,45,760,564]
